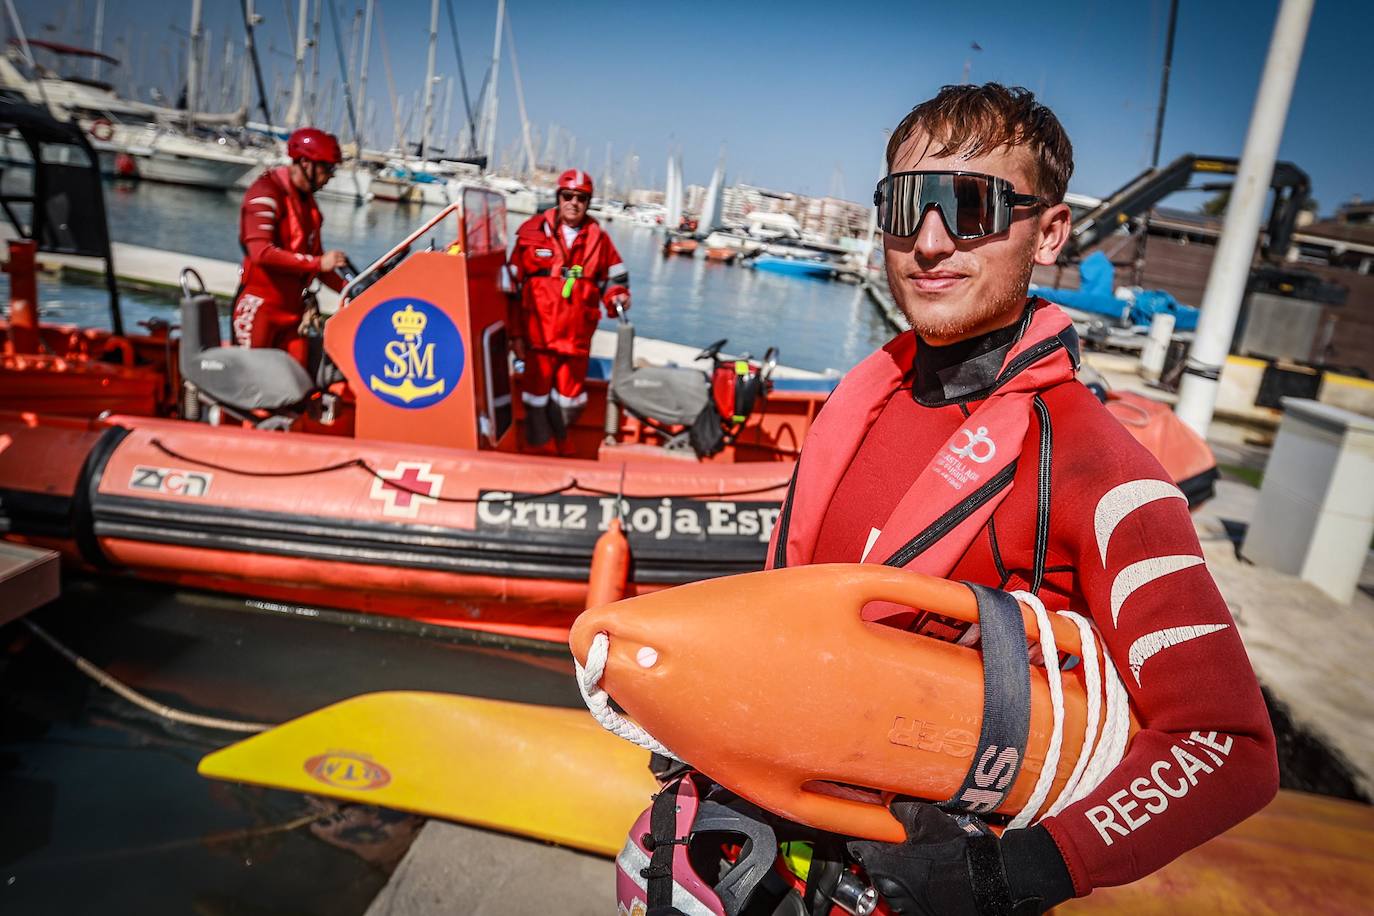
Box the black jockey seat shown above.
[179,292,314,412]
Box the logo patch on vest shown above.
[950,426,996,463]
[534,247,554,258]
[354,298,465,409]
[935,425,995,491]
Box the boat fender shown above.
[585,518,630,609]
[88,118,114,142]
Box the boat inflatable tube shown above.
[570,564,1136,843]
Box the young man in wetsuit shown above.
[767,84,1277,914]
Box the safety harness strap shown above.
[644,779,684,909]
[940,584,1032,815]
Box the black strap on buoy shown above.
[939,583,1032,816]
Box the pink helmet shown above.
[616,775,782,915]
[287,127,342,165]
[557,168,593,196]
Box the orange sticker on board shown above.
[303,752,392,790]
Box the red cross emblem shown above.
[368,461,443,518]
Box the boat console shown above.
[325,187,515,452]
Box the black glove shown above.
[847,800,1073,916]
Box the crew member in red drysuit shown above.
[507,168,630,454]
[767,84,1277,914]
[232,127,350,366]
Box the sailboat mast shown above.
[286,0,309,128]
[501,6,535,177]
[418,0,440,159]
[186,0,203,130]
[90,0,105,80]
[307,0,323,122]
[241,0,272,126]
[355,0,374,156]
[439,76,453,153]
[480,0,505,167]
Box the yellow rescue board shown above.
[197,691,659,857]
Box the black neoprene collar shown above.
[910,304,1034,407]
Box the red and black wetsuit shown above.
[232,166,343,365]
[771,307,1277,901]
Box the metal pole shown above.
[1131,0,1179,287]
[418,0,439,159]
[1176,0,1314,436]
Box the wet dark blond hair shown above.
[886,83,1074,204]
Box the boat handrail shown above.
[340,200,463,304]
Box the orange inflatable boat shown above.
[570,564,1135,843]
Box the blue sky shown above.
[14,0,1372,214]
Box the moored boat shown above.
[748,253,839,279]
[663,236,699,256]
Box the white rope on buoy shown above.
[1045,610,1105,817]
[1076,645,1132,806]
[1007,591,1065,829]
[574,631,682,762]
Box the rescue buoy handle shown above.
[833,565,1085,660]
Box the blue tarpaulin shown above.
[1031,251,1198,331]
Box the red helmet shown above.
[557,168,593,197]
[287,127,342,165]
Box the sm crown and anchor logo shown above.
[354,298,465,410]
[371,304,444,402]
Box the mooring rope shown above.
[23,619,272,733]
[150,437,788,504]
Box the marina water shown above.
[17,181,897,376]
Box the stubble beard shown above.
[893,245,1037,342]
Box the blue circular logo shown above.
[353,298,465,409]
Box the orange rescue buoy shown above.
[571,564,1133,843]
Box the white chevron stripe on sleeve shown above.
[1109,555,1206,628]
[1128,624,1229,685]
[247,196,277,210]
[1094,479,1186,566]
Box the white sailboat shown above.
[697,153,726,238]
[664,152,684,231]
